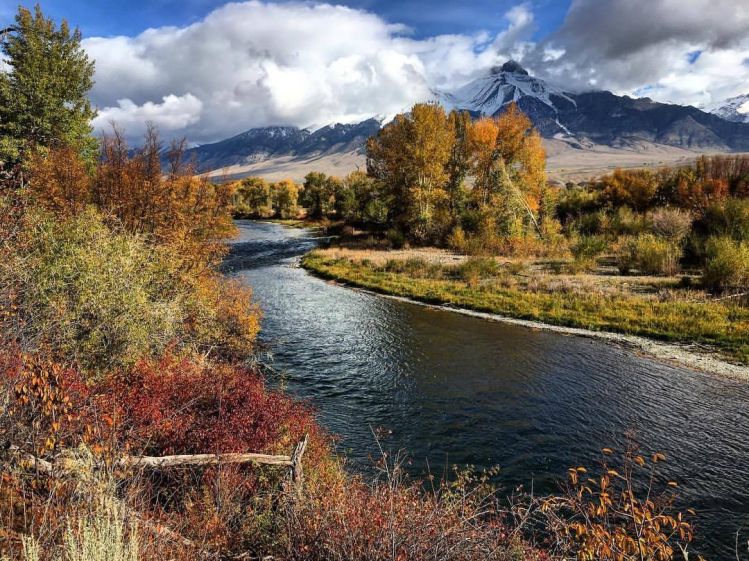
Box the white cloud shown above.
[84,1,530,143]
[92,93,203,132]
[83,0,749,143]
[525,0,749,107]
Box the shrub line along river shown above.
[227,220,749,560]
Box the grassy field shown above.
[302,248,749,365]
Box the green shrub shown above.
[572,210,609,236]
[447,225,467,252]
[616,234,682,276]
[457,257,500,285]
[610,207,651,236]
[703,237,749,293]
[702,198,749,242]
[649,207,693,243]
[386,228,407,249]
[0,206,258,374]
[383,257,442,279]
[571,235,608,261]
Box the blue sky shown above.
[6,0,570,40]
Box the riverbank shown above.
[301,247,749,378]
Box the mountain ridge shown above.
[187,62,749,177]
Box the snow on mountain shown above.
[705,94,749,123]
[186,61,749,176]
[436,60,576,117]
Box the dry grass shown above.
[303,248,749,364]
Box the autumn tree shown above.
[467,103,547,239]
[367,103,455,242]
[93,124,236,269]
[599,168,659,212]
[27,145,91,215]
[235,176,272,217]
[0,5,96,171]
[300,171,341,219]
[270,179,300,219]
[342,171,390,225]
[445,110,472,216]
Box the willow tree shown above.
[367,103,455,242]
[468,103,546,237]
[0,5,96,170]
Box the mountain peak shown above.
[491,60,529,76]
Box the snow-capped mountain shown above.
[706,94,749,123]
[436,61,749,149]
[187,61,749,177]
[437,60,576,135]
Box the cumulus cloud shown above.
[83,0,749,143]
[84,1,527,142]
[92,94,203,132]
[525,0,749,107]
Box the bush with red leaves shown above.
[97,354,324,460]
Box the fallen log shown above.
[118,451,292,469]
[3,436,309,496]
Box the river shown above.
[227,220,749,560]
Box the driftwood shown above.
[4,436,309,495]
[118,451,293,469]
[3,436,310,552]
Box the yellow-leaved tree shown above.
[367,103,455,243]
[468,103,546,239]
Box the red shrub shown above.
[0,347,91,455]
[97,354,323,459]
[288,463,545,561]
[676,177,729,214]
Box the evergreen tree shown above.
[0,5,96,171]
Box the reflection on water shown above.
[229,220,749,560]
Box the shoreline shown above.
[300,259,749,381]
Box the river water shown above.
[227,220,749,560]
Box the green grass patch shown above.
[302,250,749,365]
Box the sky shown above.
[3,0,748,144]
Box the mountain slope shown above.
[439,61,749,151]
[189,62,749,180]
[185,119,381,172]
[706,94,749,123]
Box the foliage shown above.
[571,235,608,271]
[288,454,536,561]
[300,172,340,219]
[598,169,659,212]
[469,105,546,235]
[0,5,97,168]
[27,145,92,216]
[616,235,682,276]
[61,496,140,561]
[700,198,749,242]
[648,208,692,243]
[540,445,697,561]
[367,103,455,243]
[0,348,90,457]
[0,206,259,374]
[270,179,300,219]
[100,354,322,457]
[702,237,749,293]
[234,177,273,218]
[673,175,729,215]
[93,126,236,266]
[556,187,601,227]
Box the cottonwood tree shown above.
[367,103,455,242]
[468,104,546,238]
